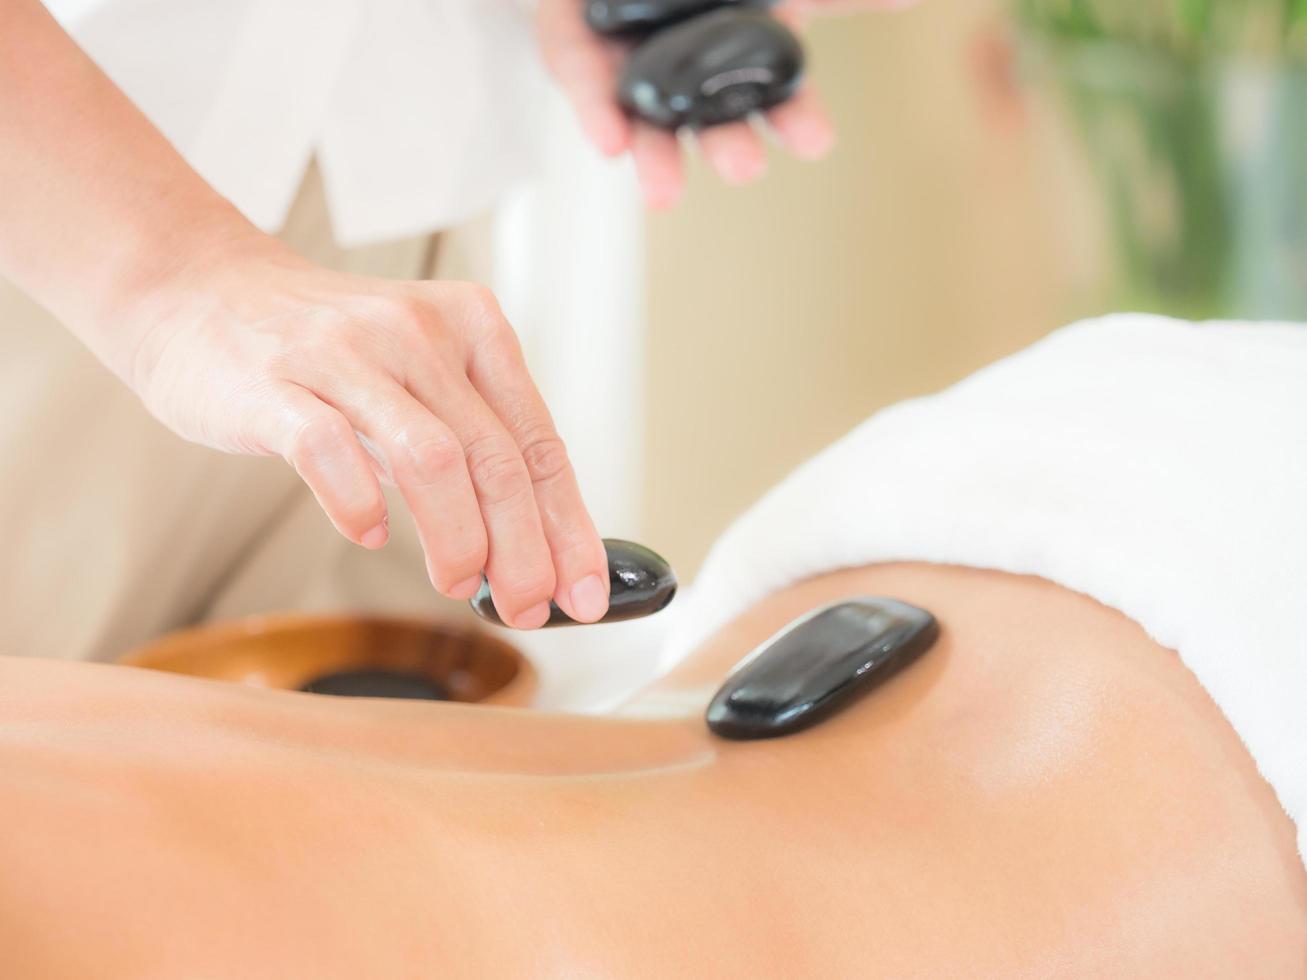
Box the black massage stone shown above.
[706,598,938,740]
[469,539,677,628]
[299,669,449,701]
[618,9,804,129]
[585,0,776,36]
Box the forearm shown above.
[0,0,278,378]
[0,1,611,626]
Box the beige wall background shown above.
[642,0,1102,575]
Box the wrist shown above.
[93,207,299,389]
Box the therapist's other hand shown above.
[124,247,610,629]
[538,0,908,209]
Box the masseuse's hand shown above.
[2,0,611,629]
[538,0,912,208]
[127,245,610,629]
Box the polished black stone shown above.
[585,0,776,36]
[706,598,938,740]
[469,539,677,628]
[619,9,804,129]
[299,669,449,701]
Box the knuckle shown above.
[289,413,353,468]
[383,296,434,333]
[466,441,532,507]
[457,285,516,350]
[519,430,571,486]
[328,296,429,353]
[354,299,430,363]
[493,563,556,603]
[378,296,459,364]
[460,282,501,322]
[469,317,522,369]
[396,429,463,487]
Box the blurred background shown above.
[642,0,1085,576]
[509,0,1307,582]
[18,0,1305,705]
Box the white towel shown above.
[657,314,1307,862]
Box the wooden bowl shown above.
[120,614,536,706]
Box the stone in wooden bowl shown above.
[120,614,535,706]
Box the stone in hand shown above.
[706,598,938,740]
[619,9,804,129]
[469,539,677,628]
[585,0,777,37]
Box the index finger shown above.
[631,123,685,210]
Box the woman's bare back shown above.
[0,564,1302,977]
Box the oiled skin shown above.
[0,564,1303,977]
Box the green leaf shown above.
[1175,0,1213,35]
[1011,0,1307,58]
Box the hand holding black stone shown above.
[586,0,777,37]
[706,598,938,740]
[617,9,804,129]
[469,539,677,628]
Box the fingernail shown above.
[796,125,836,161]
[570,574,609,623]
[806,136,836,161]
[450,575,483,600]
[360,524,389,549]
[516,601,553,630]
[725,154,766,183]
[596,126,627,157]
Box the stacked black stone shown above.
[588,0,804,129]
[706,597,939,740]
[469,539,677,628]
[586,0,777,36]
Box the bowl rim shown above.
[119,612,538,708]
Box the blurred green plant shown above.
[1015,0,1307,59]
[1015,0,1307,320]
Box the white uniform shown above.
[2,2,550,662]
[45,0,544,244]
